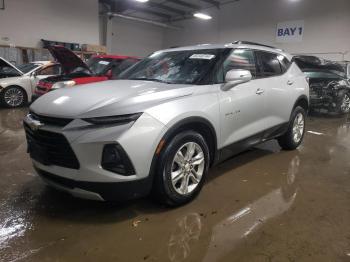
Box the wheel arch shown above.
[148,116,218,184]
[293,95,309,113]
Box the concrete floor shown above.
[0,108,350,262]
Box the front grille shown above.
[30,112,72,127]
[24,123,80,169]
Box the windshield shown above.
[17,63,41,73]
[87,57,116,75]
[119,49,225,84]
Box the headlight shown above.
[51,80,76,90]
[83,113,142,125]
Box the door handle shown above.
[287,80,294,85]
[256,88,264,95]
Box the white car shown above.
[0,58,61,107]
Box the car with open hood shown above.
[294,55,350,114]
[0,58,61,107]
[24,42,309,205]
[33,46,140,100]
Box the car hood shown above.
[0,75,25,84]
[0,57,24,75]
[30,80,194,118]
[47,46,91,75]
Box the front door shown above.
[218,49,266,151]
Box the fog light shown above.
[101,144,135,175]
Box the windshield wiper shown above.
[129,77,171,84]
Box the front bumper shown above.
[24,113,167,201]
[36,167,153,201]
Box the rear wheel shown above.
[1,86,27,108]
[153,130,210,206]
[278,106,306,150]
[338,91,350,114]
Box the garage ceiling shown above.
[100,0,239,22]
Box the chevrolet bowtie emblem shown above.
[25,115,44,131]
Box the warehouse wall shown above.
[107,17,164,57]
[0,0,99,48]
[164,0,350,61]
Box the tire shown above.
[278,106,306,150]
[337,91,350,114]
[0,86,27,108]
[153,130,210,206]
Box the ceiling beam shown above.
[147,2,187,15]
[129,6,172,19]
[166,0,200,9]
[108,0,172,19]
[199,0,220,8]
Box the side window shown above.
[256,51,283,77]
[223,49,257,78]
[278,55,291,73]
[37,64,61,76]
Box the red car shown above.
[33,46,140,100]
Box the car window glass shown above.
[120,49,223,85]
[112,59,138,77]
[304,71,342,79]
[257,51,283,77]
[223,49,257,78]
[215,49,256,83]
[37,64,60,75]
[0,65,21,77]
[278,55,291,73]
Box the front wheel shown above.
[1,86,27,108]
[337,91,350,114]
[278,106,306,150]
[153,130,210,206]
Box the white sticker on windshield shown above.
[189,54,215,60]
[99,61,110,65]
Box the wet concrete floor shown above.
[0,108,349,262]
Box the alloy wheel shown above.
[292,112,305,143]
[171,142,205,195]
[4,87,24,107]
[340,94,350,113]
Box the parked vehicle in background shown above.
[0,58,61,107]
[294,55,350,114]
[24,42,309,206]
[33,46,140,100]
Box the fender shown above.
[148,116,218,183]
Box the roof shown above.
[92,55,141,60]
[159,42,292,59]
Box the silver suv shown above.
[24,42,309,205]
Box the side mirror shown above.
[222,69,252,91]
[31,71,38,77]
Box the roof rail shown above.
[232,41,279,50]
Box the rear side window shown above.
[256,51,283,77]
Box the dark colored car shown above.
[294,55,350,114]
[33,46,140,100]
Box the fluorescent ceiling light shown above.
[134,0,149,2]
[193,13,212,20]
